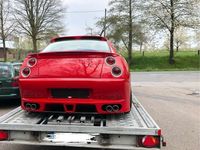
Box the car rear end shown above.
[0,63,20,100]
[19,36,131,114]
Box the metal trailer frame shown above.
[0,95,165,150]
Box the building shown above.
[0,40,16,58]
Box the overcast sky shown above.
[61,0,197,48]
[62,0,109,35]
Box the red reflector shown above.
[142,135,159,148]
[0,131,8,140]
[157,129,161,136]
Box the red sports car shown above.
[19,36,131,114]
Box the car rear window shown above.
[42,40,110,53]
[13,65,21,76]
[0,65,12,78]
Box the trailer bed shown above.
[0,95,164,149]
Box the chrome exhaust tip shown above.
[106,105,113,112]
[25,103,31,110]
[113,105,119,112]
[31,104,37,110]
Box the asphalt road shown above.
[0,71,199,150]
[133,71,200,150]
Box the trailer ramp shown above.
[0,95,163,150]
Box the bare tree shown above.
[96,0,144,64]
[108,0,135,64]
[14,0,64,52]
[144,0,200,64]
[0,0,15,62]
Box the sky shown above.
[61,0,198,49]
[62,0,109,35]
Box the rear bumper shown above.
[21,98,129,114]
[19,78,131,114]
[0,87,20,100]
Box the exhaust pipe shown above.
[25,103,31,110]
[31,104,37,110]
[106,105,113,112]
[113,105,119,112]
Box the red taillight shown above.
[0,131,8,141]
[112,66,122,77]
[141,135,159,148]
[106,56,116,65]
[27,58,37,67]
[22,67,31,77]
[11,76,19,87]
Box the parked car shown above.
[19,36,131,114]
[0,62,22,100]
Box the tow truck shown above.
[0,95,166,149]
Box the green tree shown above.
[144,0,200,64]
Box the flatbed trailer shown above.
[0,95,166,149]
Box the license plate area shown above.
[51,88,91,99]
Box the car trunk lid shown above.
[33,52,115,78]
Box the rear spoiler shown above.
[28,51,119,58]
[50,36,107,43]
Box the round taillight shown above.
[112,66,122,77]
[106,56,116,65]
[27,58,37,67]
[22,67,31,77]
[142,135,159,148]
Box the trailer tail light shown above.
[139,135,160,148]
[0,131,8,141]
[27,58,37,67]
[21,67,31,77]
[106,56,115,65]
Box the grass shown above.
[1,50,200,72]
[126,51,200,71]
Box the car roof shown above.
[0,62,22,66]
[12,62,22,65]
[0,62,11,65]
